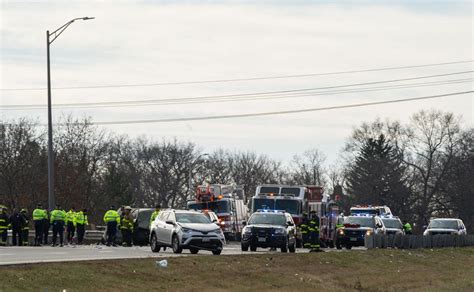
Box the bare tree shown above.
[290,148,327,186]
[403,110,462,228]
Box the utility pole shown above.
[46,17,94,210]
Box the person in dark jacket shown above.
[20,209,30,246]
[0,207,9,246]
[9,209,25,246]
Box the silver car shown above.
[150,209,225,255]
[423,218,467,236]
[381,217,405,235]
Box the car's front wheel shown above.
[172,235,183,254]
[250,245,257,252]
[281,239,288,253]
[212,249,222,255]
[241,243,249,251]
[190,248,199,254]
[150,233,160,253]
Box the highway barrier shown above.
[365,234,474,249]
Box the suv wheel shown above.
[281,239,288,253]
[212,249,222,255]
[150,233,160,253]
[241,243,249,251]
[190,248,199,254]
[172,235,183,254]
[250,245,257,252]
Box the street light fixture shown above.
[188,153,210,201]
[46,17,94,211]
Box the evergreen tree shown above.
[346,134,411,217]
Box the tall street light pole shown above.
[46,17,94,211]
[188,153,209,201]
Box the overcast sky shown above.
[1,0,473,164]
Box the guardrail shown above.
[5,229,104,245]
[365,234,474,249]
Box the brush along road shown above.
[0,248,473,291]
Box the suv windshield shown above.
[252,198,275,212]
[382,218,402,229]
[248,213,286,226]
[429,220,458,229]
[275,199,300,215]
[176,213,211,224]
[344,216,375,228]
[187,201,230,214]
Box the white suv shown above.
[423,218,467,236]
[150,209,226,255]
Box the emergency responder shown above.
[150,204,161,226]
[20,209,30,246]
[42,209,50,245]
[0,207,9,246]
[120,206,134,247]
[50,205,66,247]
[298,212,310,250]
[9,208,25,246]
[403,221,413,235]
[65,207,77,244]
[32,204,47,246]
[104,206,120,246]
[308,210,321,252]
[75,209,88,245]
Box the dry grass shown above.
[1,248,473,292]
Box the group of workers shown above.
[103,204,161,247]
[0,204,88,247]
[298,210,321,252]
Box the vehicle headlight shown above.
[338,229,345,236]
[365,230,373,236]
[274,228,285,235]
[243,227,252,234]
[181,227,192,233]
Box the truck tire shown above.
[241,243,249,251]
[212,249,222,255]
[190,248,199,254]
[335,239,342,250]
[328,240,335,248]
[250,245,257,252]
[288,240,296,253]
[345,244,352,250]
[296,238,303,248]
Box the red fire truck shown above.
[187,184,248,241]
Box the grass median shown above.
[1,247,473,291]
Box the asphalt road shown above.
[0,243,360,265]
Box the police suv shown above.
[241,210,296,253]
[336,215,386,249]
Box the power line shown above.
[47,91,472,126]
[3,78,472,110]
[1,60,472,91]
[2,71,472,109]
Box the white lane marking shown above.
[49,252,68,255]
[0,254,15,256]
[98,250,114,253]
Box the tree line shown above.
[1,110,472,231]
